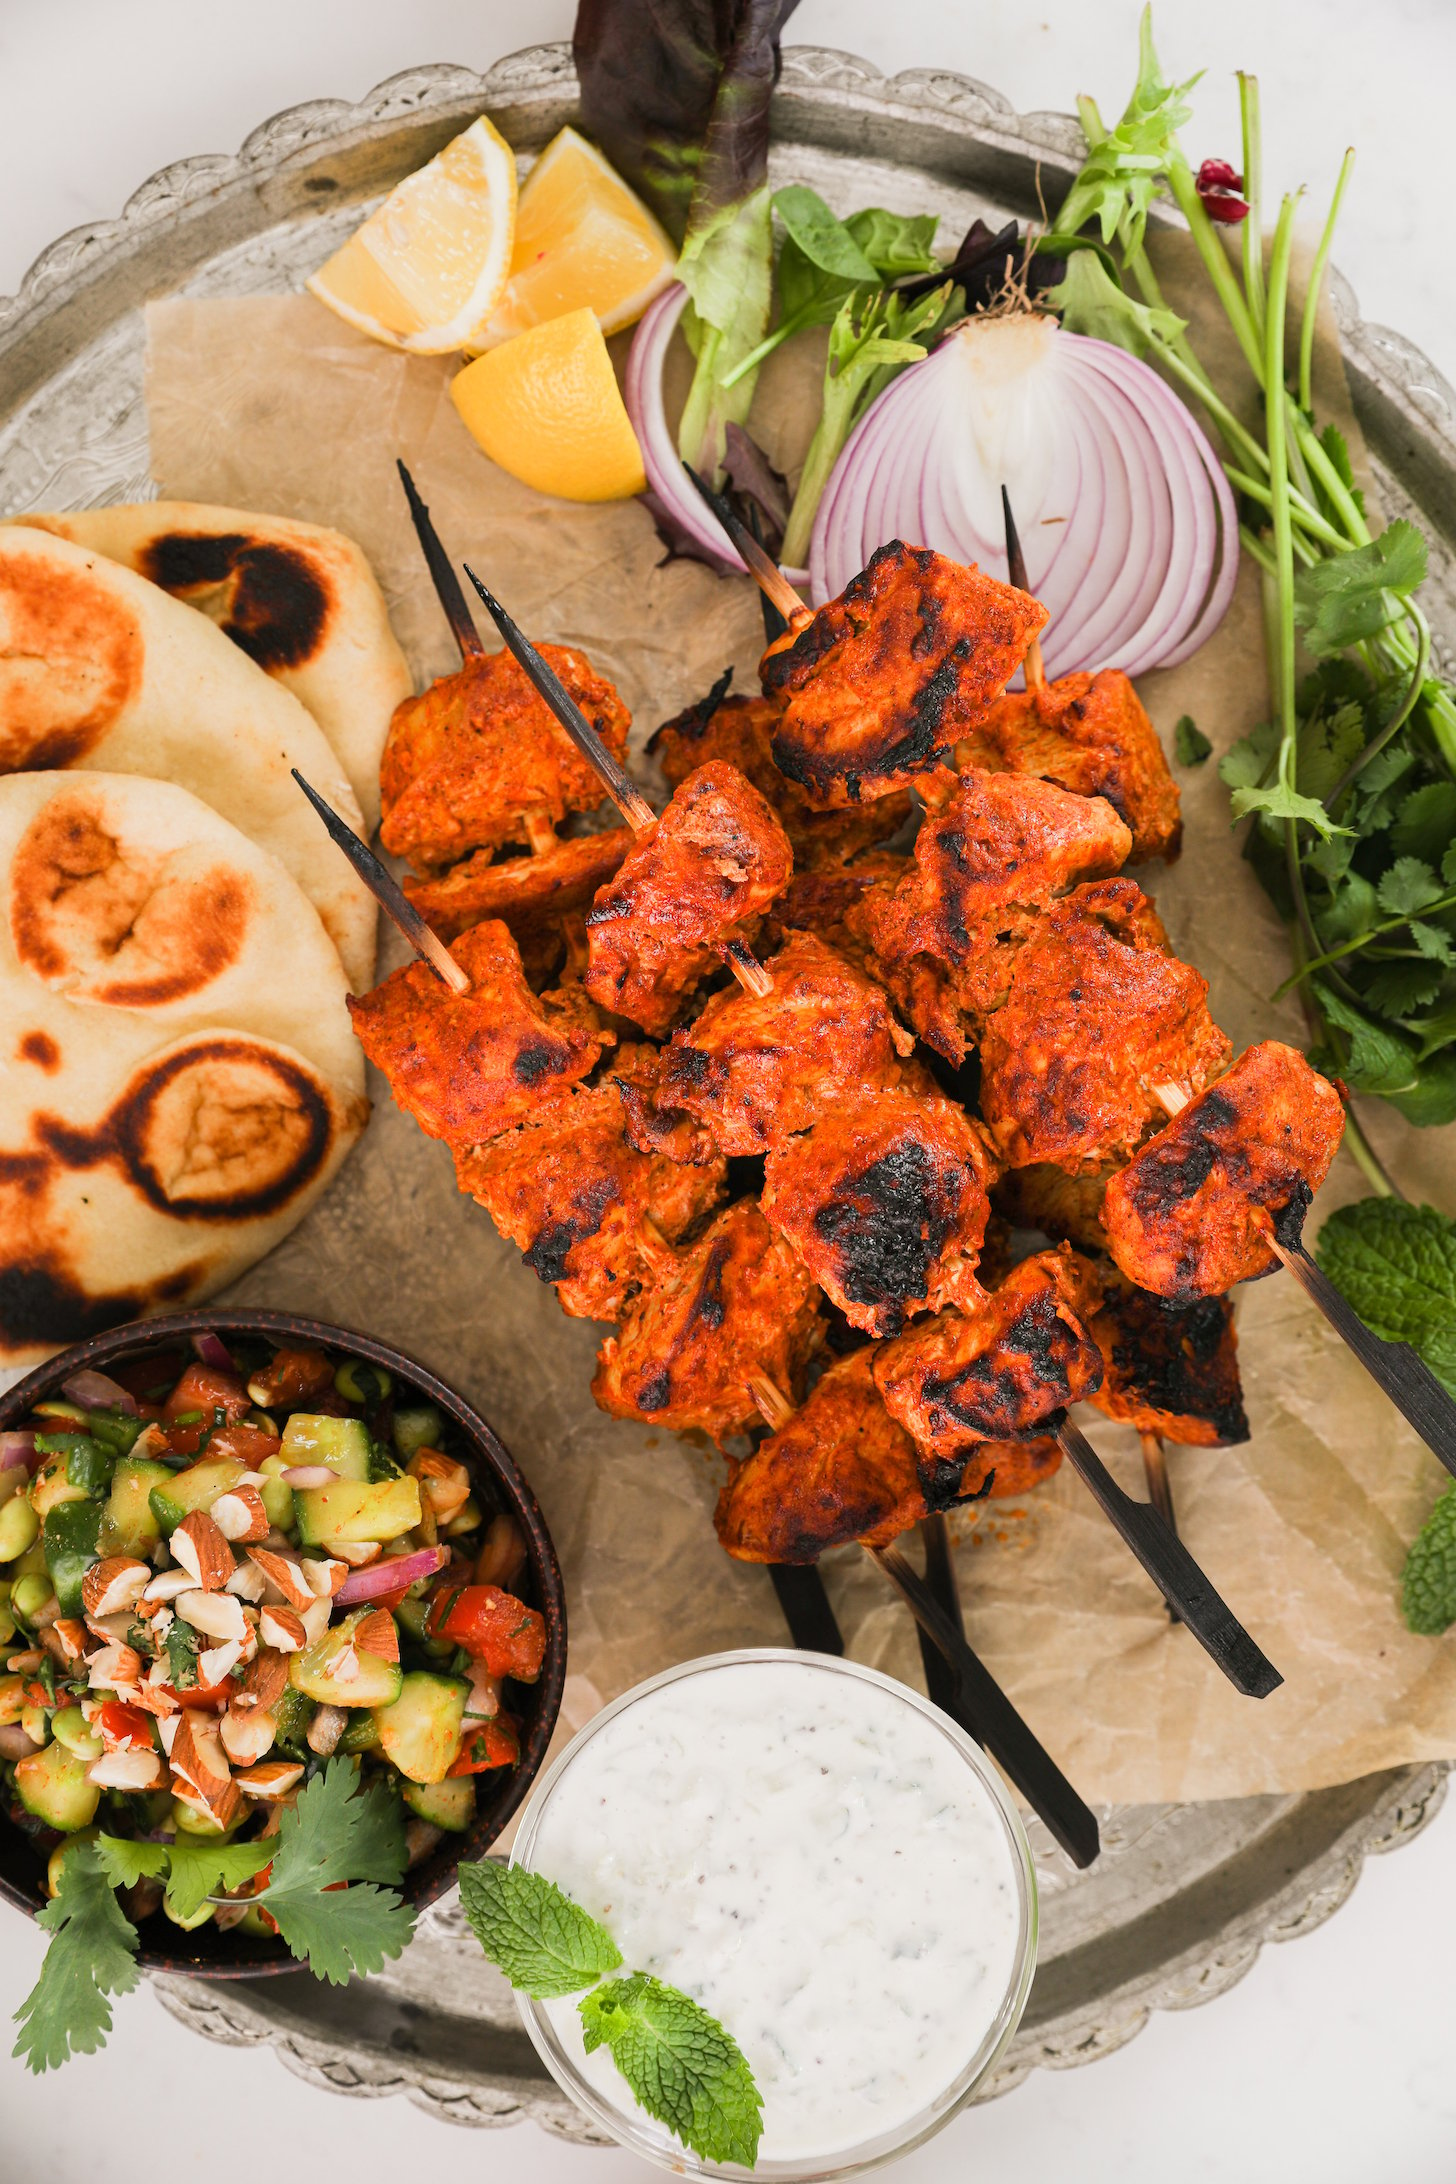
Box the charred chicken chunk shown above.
[380,642,631,871]
[979,879,1232,1173]
[1087,1267,1248,1446]
[650,684,912,865]
[403,826,632,944]
[951,667,1182,863]
[874,1248,1104,1455]
[592,1201,822,1444]
[656,930,915,1154]
[584,762,794,1037]
[1101,1042,1346,1300]
[761,1089,996,1338]
[347,919,603,1147]
[760,542,1048,808]
[454,1061,728,1322]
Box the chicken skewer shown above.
[292,768,469,995]
[746,1370,1099,1869]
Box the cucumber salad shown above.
[0,1333,546,1945]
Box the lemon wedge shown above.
[307,117,517,354]
[451,308,647,502]
[471,127,675,351]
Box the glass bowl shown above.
[510,1649,1037,2180]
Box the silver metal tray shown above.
[1,41,1451,2142]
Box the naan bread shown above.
[0,526,377,988]
[0,770,369,1367]
[8,502,412,831]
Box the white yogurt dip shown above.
[514,1652,1033,2173]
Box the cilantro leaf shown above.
[12,1842,140,2072]
[578,1973,763,2170]
[1229,776,1348,838]
[1219,717,1279,795]
[1293,520,1428,657]
[1378,856,1443,917]
[1410,920,1456,966]
[1045,246,1186,356]
[1362,962,1446,1020]
[163,1840,271,1923]
[1392,783,1456,866]
[1316,423,1365,524]
[1315,1198,1456,1393]
[256,1759,413,1985]
[1313,983,1420,1095]
[95,1838,170,1890]
[1402,1486,1456,1635]
[1173,715,1211,765]
[165,1619,199,1690]
[1387,1049,1456,1129]
[458,1863,622,1997]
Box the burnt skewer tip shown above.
[460,565,657,832]
[291,769,470,996]
[395,460,484,662]
[681,462,807,627]
[1000,484,1046,692]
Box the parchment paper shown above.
[141,237,1456,1805]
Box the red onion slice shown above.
[336,1545,449,1606]
[280,1464,334,1489]
[191,1330,237,1373]
[0,1432,37,1473]
[61,1369,139,1417]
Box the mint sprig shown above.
[459,1861,764,2169]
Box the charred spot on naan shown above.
[0,1145,202,1356]
[35,1038,345,1222]
[17,1030,60,1071]
[0,553,142,767]
[139,533,331,672]
[10,794,253,1005]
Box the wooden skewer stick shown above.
[1000,484,1047,692]
[681,463,811,631]
[291,770,470,996]
[1139,1432,1177,1534]
[396,460,485,662]
[463,564,775,1003]
[746,502,791,646]
[748,1374,1100,1867]
[1054,1415,1280,1696]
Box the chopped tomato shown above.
[93,1700,155,1752]
[204,1422,282,1465]
[426,1584,546,1682]
[248,1347,335,1408]
[158,1672,234,1712]
[446,1716,521,1774]
[161,1364,250,1453]
[109,1350,190,1404]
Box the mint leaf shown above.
[1293,520,1428,657]
[1312,983,1420,1095]
[1403,1486,1456,1634]
[459,1863,622,1997]
[1316,1199,1456,1389]
[578,1973,763,2170]
[1173,715,1211,766]
[257,1759,413,1985]
[12,1842,140,2071]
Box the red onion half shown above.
[0,1432,37,1473]
[61,1369,139,1416]
[625,284,809,586]
[810,314,1237,677]
[336,1545,448,1607]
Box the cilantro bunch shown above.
[13,1760,416,2071]
[460,1863,763,2169]
[1042,8,1456,1163]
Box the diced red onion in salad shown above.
[191,1330,237,1372]
[61,1369,138,1417]
[625,283,810,586]
[336,1544,449,1606]
[280,1464,335,1488]
[809,314,1237,678]
[0,1431,38,1473]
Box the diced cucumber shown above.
[163,1889,214,1930]
[103,1456,173,1557]
[336,1711,380,1754]
[148,1456,246,1536]
[280,1413,372,1482]
[271,1685,316,1757]
[170,1797,236,1839]
[289,1610,404,1708]
[28,1453,88,1521]
[293,1476,421,1546]
[257,1455,294,1530]
[372,1672,468,1784]
[15,1741,100,1832]
[402,1776,476,1831]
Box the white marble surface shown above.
[3,2,1456,2177]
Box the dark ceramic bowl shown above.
[0,1308,566,1978]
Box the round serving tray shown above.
[1,41,1451,2142]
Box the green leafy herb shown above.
[165,1618,200,1690]
[42,1502,102,1618]
[96,1835,271,1923]
[254,1759,414,1984]
[1315,1199,1456,1392]
[1045,244,1186,355]
[580,1974,763,2169]
[461,1862,763,2168]
[1173,715,1211,765]
[12,1843,141,2073]
[723,191,939,390]
[1402,1486,1456,1634]
[1293,520,1427,657]
[458,1863,622,1996]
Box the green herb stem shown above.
[1237,74,1265,346]
[1298,148,1356,416]
[1276,880,1456,989]
[1263,194,1303,802]
[1164,153,1264,379]
[1339,1105,1403,1200]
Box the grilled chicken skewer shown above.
[292,769,469,994]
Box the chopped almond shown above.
[409,1449,472,1525]
[172,1511,236,1592]
[327,1540,382,1568]
[81,1557,150,1619]
[235,1647,290,1714]
[235,1760,305,1801]
[299,1594,333,1645]
[141,1568,195,1605]
[177,1589,247,1644]
[87,1748,166,1792]
[87,1643,142,1691]
[171,1712,242,1826]
[226,1561,268,1603]
[246,1547,315,1612]
[43,1619,87,1666]
[306,1703,348,1756]
[356,1610,400,1664]
[129,1678,179,1720]
[301,1557,347,1599]
[220,1705,277,1767]
[210,1487,270,1544]
[198,1638,244,1686]
[258,1605,306,1654]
